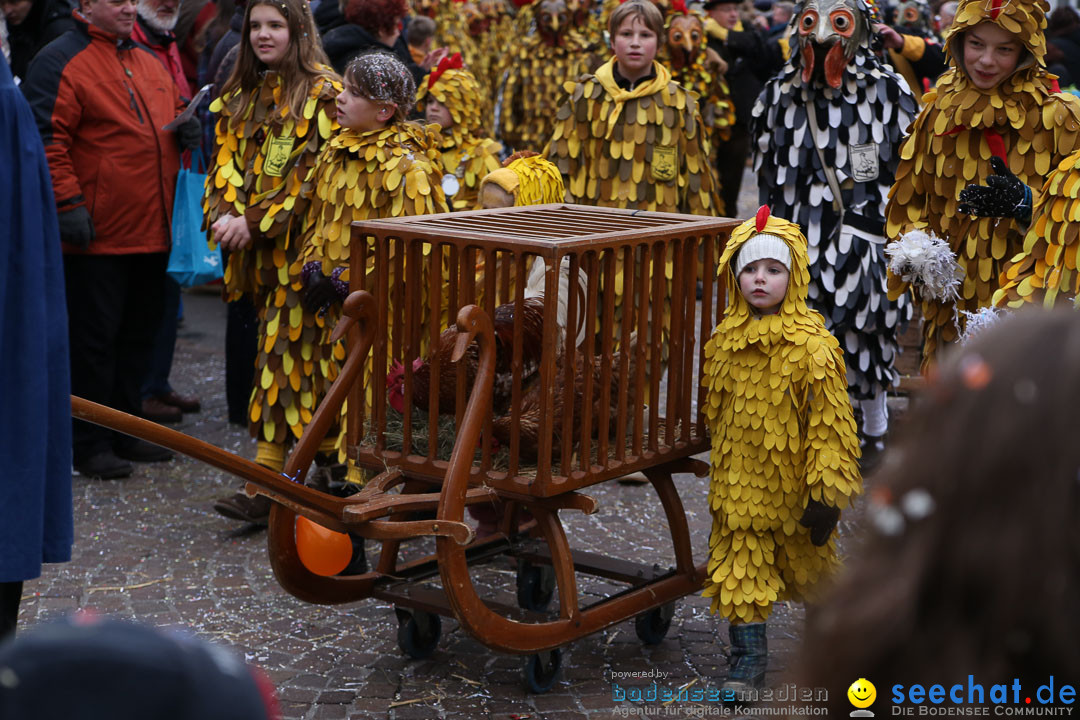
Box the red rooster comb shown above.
[755,205,770,233]
[672,0,689,14]
[989,0,1002,20]
[428,52,464,88]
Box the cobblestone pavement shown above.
[18,171,880,719]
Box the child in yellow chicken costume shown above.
[702,206,861,693]
[416,54,502,211]
[203,0,342,524]
[297,51,449,487]
[884,0,1080,367]
[546,0,721,215]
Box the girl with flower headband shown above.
[702,206,861,694]
[296,51,449,488]
[884,0,1080,369]
[416,53,502,211]
[203,0,342,524]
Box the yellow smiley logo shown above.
[848,678,877,709]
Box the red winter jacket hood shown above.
[23,10,184,255]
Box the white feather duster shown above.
[884,230,962,303]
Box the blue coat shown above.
[0,53,73,582]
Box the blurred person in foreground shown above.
[0,614,280,719]
[793,308,1080,716]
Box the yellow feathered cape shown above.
[546,58,721,215]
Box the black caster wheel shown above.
[395,608,442,660]
[634,603,675,645]
[516,561,556,611]
[523,648,563,693]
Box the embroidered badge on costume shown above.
[651,145,677,182]
[264,135,295,177]
[849,143,880,182]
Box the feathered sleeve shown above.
[203,92,244,230]
[995,144,1080,308]
[677,87,723,216]
[546,78,590,204]
[798,331,861,511]
[245,75,342,241]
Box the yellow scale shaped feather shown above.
[702,213,861,624]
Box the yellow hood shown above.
[944,0,1047,80]
[716,207,819,336]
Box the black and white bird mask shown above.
[792,0,875,88]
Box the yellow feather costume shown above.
[416,63,503,210]
[884,0,1080,367]
[498,24,591,153]
[203,71,342,446]
[994,146,1080,308]
[546,58,721,214]
[702,212,861,624]
[298,121,450,433]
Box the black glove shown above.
[176,116,202,151]
[301,261,348,314]
[58,206,95,249]
[957,155,1033,223]
[799,498,840,547]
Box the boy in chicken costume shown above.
[416,54,502,211]
[702,207,861,694]
[752,0,917,465]
[546,0,720,214]
[884,0,1080,366]
[297,52,449,485]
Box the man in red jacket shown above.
[23,0,201,479]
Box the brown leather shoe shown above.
[141,396,182,424]
[212,491,271,525]
[156,390,201,413]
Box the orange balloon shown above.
[295,516,353,576]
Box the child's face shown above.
[249,4,290,68]
[612,15,658,81]
[425,98,453,129]
[336,81,395,132]
[738,259,789,315]
[962,21,1021,90]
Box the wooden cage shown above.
[346,204,738,496]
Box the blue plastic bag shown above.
[167,149,222,287]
